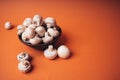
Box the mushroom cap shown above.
[23,18,32,26]
[33,14,43,26]
[44,45,57,59]
[5,21,12,29]
[17,52,30,61]
[35,26,46,37]
[24,27,35,39]
[42,32,53,44]
[44,17,56,27]
[18,60,31,73]
[47,27,59,37]
[57,45,70,59]
[29,35,42,45]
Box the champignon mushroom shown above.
[29,35,42,45]
[17,52,30,61]
[57,45,70,59]
[35,26,46,37]
[18,60,32,73]
[47,27,59,37]
[23,27,35,39]
[44,45,57,59]
[33,14,43,26]
[44,17,56,28]
[17,25,26,35]
[4,21,12,30]
[42,32,53,44]
[23,18,32,26]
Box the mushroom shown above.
[29,35,42,45]
[42,32,53,44]
[17,52,30,61]
[18,60,32,73]
[47,27,59,37]
[23,18,32,26]
[33,14,43,26]
[4,21,12,30]
[44,17,56,28]
[28,24,37,29]
[35,26,46,37]
[44,45,57,59]
[17,25,26,35]
[23,27,35,39]
[57,45,70,59]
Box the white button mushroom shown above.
[42,32,53,44]
[17,25,26,35]
[23,18,32,26]
[28,24,37,29]
[35,26,46,37]
[29,35,42,45]
[44,17,56,28]
[24,27,35,39]
[44,45,57,59]
[17,52,30,61]
[47,27,59,37]
[4,21,12,30]
[18,60,32,73]
[33,14,43,26]
[57,45,70,59]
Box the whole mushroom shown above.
[18,60,32,73]
[44,17,56,28]
[23,18,32,26]
[33,14,43,26]
[35,26,46,37]
[42,32,53,44]
[44,45,57,59]
[29,35,42,45]
[57,45,70,59]
[4,21,12,30]
[17,52,30,61]
[17,25,26,35]
[47,27,59,37]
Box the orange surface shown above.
[0,0,120,80]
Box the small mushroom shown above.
[44,45,57,59]
[17,25,26,35]
[42,32,53,44]
[17,52,30,61]
[4,21,12,30]
[44,17,56,28]
[57,45,70,59]
[35,26,46,37]
[23,27,35,39]
[47,27,59,37]
[28,24,37,29]
[29,35,42,45]
[33,14,43,26]
[18,60,32,73]
[23,18,32,26]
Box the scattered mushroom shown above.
[18,60,32,73]
[33,14,43,26]
[44,45,57,59]
[23,18,32,26]
[29,35,42,45]
[17,52,30,61]
[35,26,46,37]
[57,45,70,59]
[44,17,56,28]
[47,27,59,37]
[4,21,12,30]
[42,32,53,44]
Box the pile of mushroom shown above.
[17,14,60,45]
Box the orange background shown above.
[0,0,120,80]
